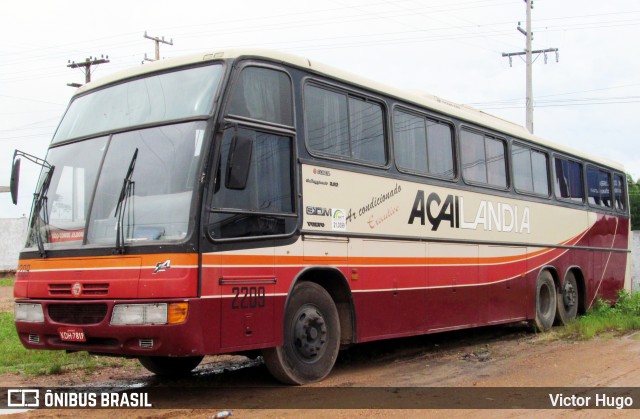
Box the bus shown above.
[10,49,630,385]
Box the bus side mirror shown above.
[10,157,21,205]
[225,133,253,190]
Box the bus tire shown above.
[138,355,203,376]
[263,281,340,385]
[531,271,557,332]
[555,271,579,325]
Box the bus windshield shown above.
[26,64,223,251]
[53,64,223,143]
[27,121,208,250]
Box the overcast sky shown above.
[1,0,639,218]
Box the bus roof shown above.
[76,48,624,173]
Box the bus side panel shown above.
[588,213,624,303]
[426,243,479,331]
[350,239,426,340]
[479,246,527,324]
[607,215,630,299]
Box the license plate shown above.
[57,327,86,342]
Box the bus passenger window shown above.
[394,111,427,173]
[228,67,293,126]
[426,120,454,178]
[349,97,385,164]
[586,166,612,208]
[461,129,506,188]
[613,173,626,211]
[305,84,386,165]
[531,150,549,195]
[512,144,549,196]
[599,170,612,208]
[554,158,584,203]
[393,109,454,178]
[305,85,349,157]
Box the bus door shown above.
[205,63,297,350]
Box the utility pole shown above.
[67,55,110,88]
[502,0,558,134]
[143,31,173,62]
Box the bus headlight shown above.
[111,303,168,325]
[110,303,188,325]
[15,303,45,323]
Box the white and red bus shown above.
[11,49,630,384]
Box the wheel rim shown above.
[540,283,552,316]
[563,281,577,309]
[292,305,328,362]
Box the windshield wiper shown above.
[114,148,138,254]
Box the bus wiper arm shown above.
[114,148,138,254]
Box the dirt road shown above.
[3,283,640,417]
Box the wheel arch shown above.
[287,266,356,347]
[539,264,560,288]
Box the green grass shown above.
[561,290,640,340]
[0,312,138,376]
[0,274,15,287]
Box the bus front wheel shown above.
[263,281,340,385]
[138,355,203,376]
[531,271,557,332]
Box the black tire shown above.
[531,271,557,332]
[555,271,579,325]
[262,281,340,385]
[138,355,203,377]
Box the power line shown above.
[0,131,55,141]
[484,102,640,110]
[0,93,64,106]
[1,9,636,83]
[465,83,640,108]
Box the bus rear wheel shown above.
[531,271,557,332]
[138,355,203,376]
[263,281,340,385]
[555,271,579,325]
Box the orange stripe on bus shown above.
[19,253,198,271]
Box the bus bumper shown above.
[14,298,209,357]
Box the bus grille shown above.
[48,283,109,296]
[48,304,108,325]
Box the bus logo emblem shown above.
[153,260,171,274]
[71,282,82,297]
